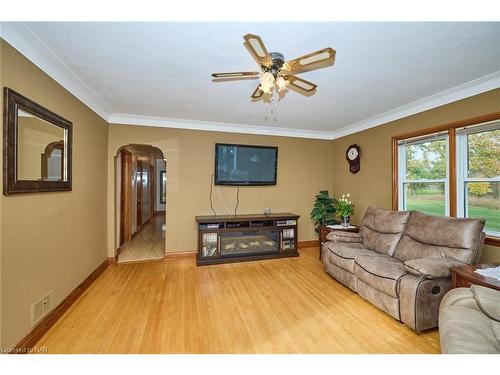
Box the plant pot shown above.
[341,216,350,227]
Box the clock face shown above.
[347,147,359,160]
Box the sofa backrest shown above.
[359,207,411,256]
[393,211,485,263]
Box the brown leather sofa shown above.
[439,285,500,353]
[322,207,485,332]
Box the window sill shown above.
[485,236,500,247]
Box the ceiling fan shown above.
[211,34,336,99]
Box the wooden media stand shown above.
[196,213,300,266]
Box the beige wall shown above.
[331,88,500,263]
[1,34,499,349]
[0,40,109,348]
[107,125,334,255]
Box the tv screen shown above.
[215,143,278,186]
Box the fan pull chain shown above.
[272,89,278,121]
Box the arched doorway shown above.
[115,144,166,263]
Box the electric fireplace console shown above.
[196,213,300,266]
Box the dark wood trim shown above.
[298,240,319,249]
[485,236,500,247]
[120,149,132,246]
[392,111,500,141]
[448,128,457,217]
[3,87,73,195]
[154,210,166,216]
[391,137,399,211]
[150,162,155,220]
[391,111,500,246]
[136,159,143,231]
[12,259,109,353]
[195,213,300,223]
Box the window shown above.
[457,123,500,236]
[397,134,449,216]
[393,114,500,243]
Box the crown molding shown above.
[2,22,499,140]
[110,66,500,139]
[108,113,334,140]
[330,70,500,139]
[0,22,111,120]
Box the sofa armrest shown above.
[326,230,362,243]
[471,285,500,322]
[403,258,464,279]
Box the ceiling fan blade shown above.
[287,75,317,93]
[283,47,336,73]
[251,85,264,99]
[211,71,260,79]
[243,34,272,67]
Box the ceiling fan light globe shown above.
[260,84,273,94]
[276,76,288,91]
[260,72,275,86]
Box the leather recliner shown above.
[322,207,485,332]
[439,285,500,353]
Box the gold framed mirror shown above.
[3,88,73,194]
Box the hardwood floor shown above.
[118,214,165,263]
[36,247,440,353]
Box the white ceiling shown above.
[2,22,500,139]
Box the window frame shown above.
[397,133,450,216]
[391,111,500,247]
[456,121,500,237]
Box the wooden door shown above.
[120,149,133,245]
[140,163,152,225]
[150,163,155,215]
[136,160,143,230]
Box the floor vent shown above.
[31,291,52,327]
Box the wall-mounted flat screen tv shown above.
[215,143,278,186]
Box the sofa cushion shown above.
[356,279,401,320]
[359,207,411,256]
[324,261,358,292]
[393,211,485,263]
[354,255,408,298]
[403,257,464,279]
[326,242,378,273]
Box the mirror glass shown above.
[160,170,166,204]
[17,108,66,181]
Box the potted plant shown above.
[336,193,354,227]
[310,190,337,233]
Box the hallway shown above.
[118,214,165,263]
